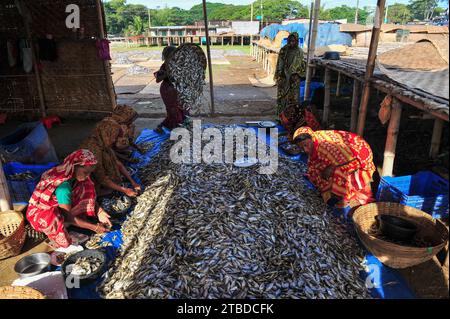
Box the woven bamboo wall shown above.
[0,0,113,119]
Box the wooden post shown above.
[241,36,244,46]
[430,118,444,159]
[0,163,12,212]
[336,72,342,97]
[231,35,234,46]
[202,0,215,115]
[323,68,331,127]
[95,0,117,109]
[221,36,224,46]
[357,0,386,136]
[350,80,360,132]
[304,0,321,101]
[382,99,402,177]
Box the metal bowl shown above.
[14,253,51,278]
[323,51,341,60]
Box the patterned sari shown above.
[26,150,97,248]
[294,127,376,206]
[110,105,138,149]
[274,32,306,116]
[80,120,122,191]
[280,104,321,138]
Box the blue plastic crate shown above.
[376,171,449,219]
[3,162,58,205]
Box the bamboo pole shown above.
[350,80,360,132]
[0,163,12,212]
[17,0,46,118]
[357,0,386,136]
[430,118,444,159]
[96,0,117,109]
[382,99,402,177]
[202,0,215,115]
[323,68,331,127]
[304,0,321,101]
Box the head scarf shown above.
[288,32,299,45]
[111,105,138,125]
[80,120,122,186]
[293,126,315,141]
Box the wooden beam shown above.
[430,118,444,159]
[323,68,331,127]
[202,0,215,115]
[350,79,361,132]
[357,0,386,136]
[304,0,321,101]
[382,99,402,177]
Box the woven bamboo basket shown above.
[0,286,46,299]
[353,202,449,269]
[0,211,26,260]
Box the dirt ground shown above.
[0,46,448,299]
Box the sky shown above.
[124,0,413,10]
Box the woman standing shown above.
[293,127,376,208]
[154,46,187,133]
[274,32,306,116]
[80,120,140,197]
[26,150,111,248]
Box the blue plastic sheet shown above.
[71,125,414,299]
[260,23,352,48]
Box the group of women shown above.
[26,105,141,248]
[276,32,377,210]
[25,38,376,248]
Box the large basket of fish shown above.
[353,202,448,269]
[165,43,207,111]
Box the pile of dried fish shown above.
[85,234,114,250]
[166,44,207,112]
[67,256,101,276]
[127,65,151,75]
[8,171,35,181]
[138,141,154,154]
[99,126,371,299]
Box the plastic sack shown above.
[0,122,58,164]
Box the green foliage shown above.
[387,3,413,24]
[104,0,447,35]
[407,0,442,20]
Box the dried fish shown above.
[166,44,207,112]
[8,171,35,181]
[67,256,101,276]
[98,125,371,299]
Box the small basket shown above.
[353,202,448,269]
[0,211,26,260]
[0,286,46,299]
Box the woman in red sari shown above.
[154,46,187,133]
[293,127,376,208]
[26,149,112,248]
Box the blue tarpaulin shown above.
[70,125,414,299]
[260,23,352,48]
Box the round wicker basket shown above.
[0,211,26,260]
[353,202,449,269]
[0,286,46,299]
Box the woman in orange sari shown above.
[293,127,376,207]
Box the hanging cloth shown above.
[96,39,111,61]
[21,40,33,73]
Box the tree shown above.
[387,3,412,24]
[131,16,143,35]
[408,0,442,21]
